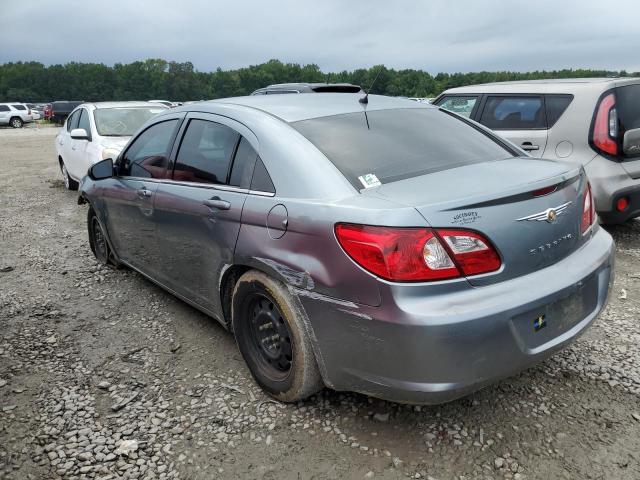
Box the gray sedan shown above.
[79,94,615,404]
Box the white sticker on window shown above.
[358,173,382,189]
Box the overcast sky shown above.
[1,0,639,73]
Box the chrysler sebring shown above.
[78,94,614,404]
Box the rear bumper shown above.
[298,227,615,404]
[597,183,640,224]
[585,155,640,223]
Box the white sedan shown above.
[55,102,168,190]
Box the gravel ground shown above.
[1,125,639,480]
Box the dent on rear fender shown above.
[255,257,315,290]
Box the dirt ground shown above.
[1,125,639,480]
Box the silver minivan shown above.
[434,78,640,224]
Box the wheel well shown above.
[58,155,64,167]
[220,265,253,330]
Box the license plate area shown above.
[511,273,598,349]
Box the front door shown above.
[153,115,258,315]
[100,117,182,276]
[478,95,549,157]
[67,108,93,180]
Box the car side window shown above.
[250,157,275,194]
[545,95,573,128]
[229,137,258,188]
[480,96,546,130]
[11,104,26,111]
[172,119,240,184]
[66,111,80,132]
[436,96,478,118]
[119,119,179,178]
[77,109,91,137]
[0,105,9,112]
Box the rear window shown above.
[480,96,546,130]
[618,84,640,132]
[291,108,514,189]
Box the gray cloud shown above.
[1,0,638,73]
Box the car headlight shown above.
[101,148,120,160]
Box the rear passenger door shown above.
[153,113,258,317]
[478,95,548,157]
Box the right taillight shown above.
[581,182,596,234]
[592,92,618,156]
[334,223,501,282]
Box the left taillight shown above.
[581,182,596,234]
[591,92,618,156]
[334,223,501,282]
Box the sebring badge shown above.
[516,201,572,223]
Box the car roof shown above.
[442,77,640,94]
[201,93,431,122]
[84,101,170,110]
[265,82,359,89]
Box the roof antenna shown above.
[359,67,382,105]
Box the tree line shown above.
[0,58,637,103]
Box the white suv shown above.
[55,102,168,190]
[434,78,640,224]
[0,103,34,128]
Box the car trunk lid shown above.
[363,157,586,285]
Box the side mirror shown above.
[70,128,90,140]
[623,128,640,156]
[89,158,114,180]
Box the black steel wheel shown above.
[232,270,323,402]
[246,293,293,379]
[87,208,120,268]
[91,216,109,264]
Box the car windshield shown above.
[291,108,515,189]
[94,107,166,136]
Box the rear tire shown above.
[10,117,23,128]
[232,270,323,402]
[60,160,79,191]
[88,208,120,268]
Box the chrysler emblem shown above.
[517,201,572,223]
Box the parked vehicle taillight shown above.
[581,183,596,234]
[437,229,502,276]
[592,93,618,156]
[334,224,501,282]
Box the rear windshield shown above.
[291,108,514,189]
[618,84,640,132]
[94,107,166,136]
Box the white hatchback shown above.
[55,102,168,190]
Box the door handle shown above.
[136,188,152,198]
[203,197,231,210]
[71,145,77,151]
[521,142,539,151]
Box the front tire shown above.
[60,160,79,191]
[232,270,323,402]
[88,208,120,268]
[10,117,23,128]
